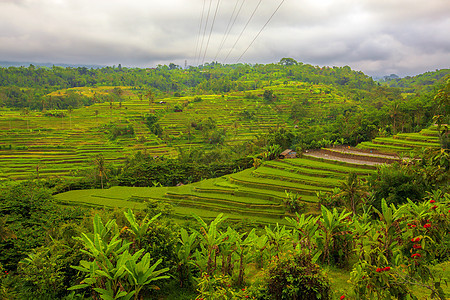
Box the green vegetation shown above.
[0,62,448,299]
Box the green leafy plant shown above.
[254,251,331,300]
[69,214,169,300]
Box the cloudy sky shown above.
[0,0,449,76]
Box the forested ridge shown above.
[0,61,449,299]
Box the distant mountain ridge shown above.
[0,60,105,69]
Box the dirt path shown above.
[330,146,398,159]
[303,147,397,166]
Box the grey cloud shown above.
[0,0,448,76]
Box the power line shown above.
[202,0,222,65]
[197,0,213,66]
[236,0,286,63]
[223,0,263,64]
[194,0,207,66]
[213,0,243,62]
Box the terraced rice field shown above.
[0,83,348,181]
[55,125,442,224]
[55,151,379,224]
[357,126,442,153]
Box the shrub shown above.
[283,191,306,214]
[252,251,331,300]
[369,163,425,211]
[103,123,135,140]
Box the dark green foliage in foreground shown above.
[0,182,56,270]
[0,181,89,299]
[369,163,425,211]
[257,251,331,300]
[369,148,450,211]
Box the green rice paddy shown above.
[1,85,443,225]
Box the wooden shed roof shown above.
[280,149,294,156]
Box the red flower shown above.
[411,253,422,258]
[340,295,346,300]
[411,237,420,242]
[376,268,382,272]
[429,200,436,203]
[423,223,431,229]
[431,205,437,210]
[413,244,422,249]
[383,266,391,271]
[411,225,417,228]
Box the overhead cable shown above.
[223,0,263,64]
[213,0,244,62]
[194,0,207,66]
[236,0,286,63]
[197,0,213,66]
[201,0,222,65]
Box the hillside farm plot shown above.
[56,148,383,224]
[357,126,442,154]
[0,82,358,181]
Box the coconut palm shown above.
[336,172,367,216]
[94,154,107,189]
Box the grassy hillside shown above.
[54,125,441,224]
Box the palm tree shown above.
[94,154,107,189]
[336,173,367,216]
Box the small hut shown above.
[279,149,297,159]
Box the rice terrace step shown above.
[54,143,412,224]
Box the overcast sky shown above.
[0,0,449,76]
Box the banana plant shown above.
[317,206,353,265]
[124,208,161,248]
[373,199,404,262]
[70,213,169,300]
[264,223,291,258]
[219,227,239,276]
[123,251,170,300]
[252,233,268,268]
[175,228,198,287]
[70,236,133,299]
[76,215,130,260]
[352,212,373,261]
[235,229,257,285]
[192,213,227,276]
[285,213,319,256]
